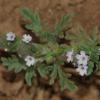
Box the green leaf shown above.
[32,43,50,56]
[49,64,58,85]
[97,62,100,70]
[20,7,42,33]
[25,69,35,86]
[1,57,25,73]
[44,52,53,64]
[25,24,34,30]
[20,7,35,21]
[63,79,77,91]
[58,67,77,91]
[9,37,21,52]
[40,31,56,42]
[87,61,94,75]
[17,42,34,57]
[37,65,48,77]
[55,14,73,34]
[60,76,77,91]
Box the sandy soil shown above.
[0,0,100,34]
[0,0,100,100]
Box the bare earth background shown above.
[0,0,100,100]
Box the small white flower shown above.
[6,32,16,41]
[98,48,100,50]
[25,55,36,67]
[76,51,89,66]
[22,34,32,43]
[76,65,88,76]
[66,50,74,63]
[4,48,8,52]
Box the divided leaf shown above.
[55,14,73,35]
[1,57,26,73]
[20,7,42,33]
[87,61,94,75]
[25,69,35,86]
[58,67,77,91]
[49,64,58,85]
[49,64,77,91]
[37,64,48,77]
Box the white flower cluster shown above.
[66,50,89,76]
[6,32,32,43]
[6,32,36,67]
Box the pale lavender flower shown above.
[22,34,32,43]
[66,50,74,63]
[76,65,88,76]
[25,55,36,67]
[76,51,89,66]
[6,32,16,41]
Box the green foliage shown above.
[87,61,94,75]
[66,26,100,75]
[1,57,26,73]
[55,13,73,35]
[66,26,100,47]
[0,35,21,52]
[37,64,48,77]
[49,63,77,91]
[49,64,58,85]
[0,7,99,91]
[20,7,42,33]
[20,8,73,42]
[17,42,34,57]
[25,68,36,86]
[57,65,77,91]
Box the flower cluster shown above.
[6,32,36,67]
[6,32,32,43]
[66,50,89,76]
